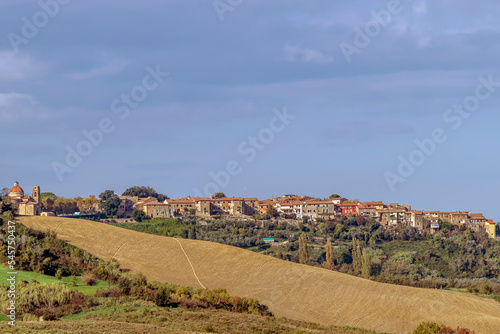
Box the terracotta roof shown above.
[469,213,486,220]
[167,198,196,204]
[9,181,24,194]
[306,199,335,205]
[143,203,169,207]
[362,201,384,206]
[377,208,407,213]
[210,197,244,202]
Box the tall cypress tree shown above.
[352,238,362,275]
[361,248,371,278]
[299,232,308,264]
[324,237,334,270]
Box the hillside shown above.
[19,216,500,334]
[1,306,388,334]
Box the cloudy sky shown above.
[1,0,499,220]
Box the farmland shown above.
[18,216,500,334]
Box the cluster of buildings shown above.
[6,181,496,238]
[135,193,496,238]
[133,196,259,219]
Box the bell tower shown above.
[33,186,40,204]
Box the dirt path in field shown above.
[19,216,500,334]
[174,238,206,289]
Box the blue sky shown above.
[1,0,499,220]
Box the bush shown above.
[132,209,147,222]
[55,269,63,280]
[413,322,475,334]
[0,282,87,320]
[155,286,171,307]
[480,281,493,295]
[176,286,192,298]
[82,272,98,286]
[117,276,132,294]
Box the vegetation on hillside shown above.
[0,306,394,334]
[412,322,474,334]
[40,195,98,215]
[111,216,500,299]
[0,218,270,321]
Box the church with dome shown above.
[8,181,41,216]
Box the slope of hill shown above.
[19,216,500,334]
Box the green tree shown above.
[99,190,121,217]
[324,238,334,270]
[0,196,16,224]
[361,248,371,278]
[299,232,308,264]
[55,269,63,280]
[155,286,171,307]
[352,238,362,275]
[266,206,280,219]
[132,209,147,222]
[122,186,169,201]
[438,219,452,233]
[213,192,226,198]
[40,192,58,199]
[99,190,115,201]
[188,226,197,240]
[0,188,9,197]
[76,196,99,214]
[329,194,341,198]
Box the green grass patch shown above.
[0,264,108,295]
[0,312,9,322]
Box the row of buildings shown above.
[139,194,496,238]
[6,182,496,238]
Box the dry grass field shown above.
[19,216,500,334]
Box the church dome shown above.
[9,181,24,197]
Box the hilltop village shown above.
[6,181,497,238]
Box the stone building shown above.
[143,202,172,218]
[8,181,41,216]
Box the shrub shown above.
[413,322,445,334]
[155,286,171,307]
[55,269,63,280]
[176,286,192,298]
[413,322,475,334]
[203,324,215,333]
[0,282,87,320]
[480,281,493,295]
[117,276,132,294]
[95,288,109,298]
[82,272,98,286]
[133,272,148,287]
